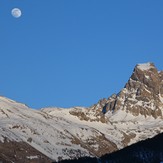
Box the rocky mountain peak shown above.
[127,62,160,95]
[69,62,163,121]
[108,62,163,119]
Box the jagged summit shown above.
[127,62,162,97]
[69,62,163,122]
[107,62,163,119]
[129,62,160,93]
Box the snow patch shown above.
[26,155,38,159]
[145,75,150,79]
[137,63,153,71]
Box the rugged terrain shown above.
[0,62,163,162]
[59,132,163,163]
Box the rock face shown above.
[69,63,163,121]
[106,62,163,118]
[0,62,163,162]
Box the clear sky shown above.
[0,0,163,109]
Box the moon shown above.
[11,8,22,18]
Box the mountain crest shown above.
[69,62,163,122]
[0,62,163,162]
[128,62,160,94]
[107,62,163,119]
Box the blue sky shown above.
[0,0,163,109]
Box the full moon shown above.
[11,8,22,18]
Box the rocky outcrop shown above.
[100,63,163,119]
[70,63,163,121]
[105,63,163,118]
[115,63,163,118]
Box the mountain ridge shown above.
[0,62,163,162]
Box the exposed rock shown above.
[105,62,163,119]
[0,139,52,163]
[122,132,136,146]
[70,62,163,121]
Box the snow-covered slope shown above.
[0,62,163,162]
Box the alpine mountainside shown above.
[58,132,163,163]
[0,62,163,162]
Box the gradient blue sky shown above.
[0,0,163,109]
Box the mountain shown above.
[58,132,163,163]
[100,132,163,163]
[0,62,163,162]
